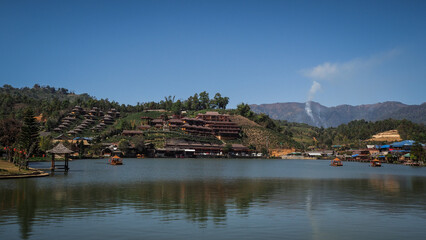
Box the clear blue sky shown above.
[1,0,425,108]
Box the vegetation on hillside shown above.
[1,85,425,165]
[235,103,301,149]
[279,119,426,149]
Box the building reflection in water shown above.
[1,176,425,238]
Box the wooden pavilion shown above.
[47,143,74,172]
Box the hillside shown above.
[0,84,93,120]
[366,130,402,142]
[230,115,281,151]
[250,101,426,127]
[1,84,424,158]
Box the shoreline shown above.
[0,160,50,179]
[0,172,50,179]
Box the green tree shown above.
[236,103,253,118]
[223,143,232,156]
[131,136,146,154]
[213,93,229,109]
[411,142,426,163]
[219,96,229,109]
[18,109,39,167]
[78,140,85,159]
[39,136,53,154]
[199,91,210,110]
[118,139,130,156]
[171,100,182,115]
[192,93,200,111]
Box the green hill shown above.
[1,84,425,158]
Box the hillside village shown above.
[0,85,425,165]
[38,104,424,165]
[46,106,255,158]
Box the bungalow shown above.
[138,125,151,130]
[351,149,370,162]
[122,130,144,136]
[140,116,153,125]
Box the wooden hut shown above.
[47,143,74,172]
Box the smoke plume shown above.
[305,81,321,125]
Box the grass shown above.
[0,159,40,176]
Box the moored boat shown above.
[370,159,382,167]
[404,161,420,166]
[330,158,343,166]
[109,155,123,165]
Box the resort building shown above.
[159,139,251,158]
[122,130,145,136]
[196,112,240,140]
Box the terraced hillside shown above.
[230,115,296,151]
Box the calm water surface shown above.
[1,159,426,240]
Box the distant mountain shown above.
[249,101,426,127]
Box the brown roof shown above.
[122,130,144,135]
[54,134,70,140]
[47,142,74,154]
[182,117,204,122]
[168,119,183,123]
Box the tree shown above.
[18,108,39,167]
[219,96,229,109]
[118,139,130,156]
[171,100,182,115]
[199,91,210,110]
[39,136,53,154]
[213,93,229,109]
[223,143,232,156]
[236,103,254,118]
[192,93,200,111]
[0,118,21,162]
[78,140,85,159]
[131,136,146,154]
[411,142,426,163]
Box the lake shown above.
[1,158,426,240]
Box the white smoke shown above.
[308,81,321,101]
[305,81,321,126]
[301,49,400,127]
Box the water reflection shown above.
[1,174,426,238]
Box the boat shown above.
[136,154,145,158]
[109,155,123,165]
[404,161,420,167]
[330,158,343,166]
[370,159,382,167]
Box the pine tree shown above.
[18,108,39,168]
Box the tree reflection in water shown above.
[1,175,426,238]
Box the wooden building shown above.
[122,130,144,136]
[197,112,240,140]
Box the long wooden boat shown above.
[370,159,382,167]
[330,158,343,166]
[109,155,123,165]
[404,161,420,166]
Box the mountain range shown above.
[249,101,426,127]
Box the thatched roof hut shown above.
[47,143,74,154]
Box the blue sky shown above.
[1,0,425,108]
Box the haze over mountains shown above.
[250,101,426,127]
